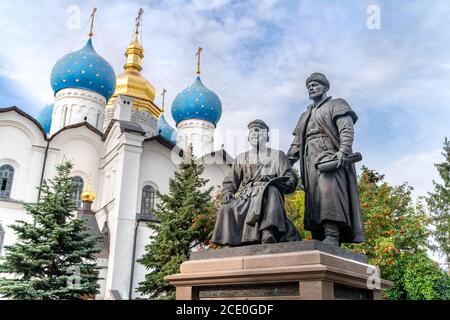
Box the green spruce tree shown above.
[426,137,450,267]
[137,147,215,299]
[0,161,100,299]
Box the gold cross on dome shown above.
[135,8,144,34]
[196,47,203,75]
[88,8,97,37]
[161,88,167,111]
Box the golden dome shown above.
[81,182,96,203]
[107,32,161,118]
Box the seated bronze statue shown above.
[211,119,301,246]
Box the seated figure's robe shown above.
[211,148,301,246]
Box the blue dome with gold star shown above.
[50,38,116,100]
[157,113,176,143]
[171,76,222,126]
[36,103,54,133]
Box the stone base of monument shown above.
[165,240,391,300]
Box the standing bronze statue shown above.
[287,73,365,246]
[211,119,301,246]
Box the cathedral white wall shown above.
[0,111,47,203]
[203,163,230,195]
[50,88,105,135]
[176,119,215,159]
[0,125,35,202]
[138,141,178,196]
[0,203,32,257]
[130,223,154,299]
[46,126,103,210]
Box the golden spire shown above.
[161,88,167,112]
[196,47,203,75]
[124,8,144,72]
[88,8,97,38]
[81,175,96,203]
[106,7,159,118]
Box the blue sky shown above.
[0,0,449,199]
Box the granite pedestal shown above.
[165,240,391,300]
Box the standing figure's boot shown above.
[322,221,340,247]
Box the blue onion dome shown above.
[50,38,116,100]
[36,103,54,133]
[157,113,176,143]
[171,76,222,126]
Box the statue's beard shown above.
[309,92,322,100]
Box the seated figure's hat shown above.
[248,119,269,131]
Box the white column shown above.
[105,132,144,300]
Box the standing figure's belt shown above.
[305,132,327,141]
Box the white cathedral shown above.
[0,15,233,299]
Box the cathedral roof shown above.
[0,106,47,139]
[171,76,222,126]
[156,113,176,143]
[50,38,116,100]
[36,103,54,134]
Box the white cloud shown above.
[379,149,443,198]
[192,0,230,11]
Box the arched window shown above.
[141,185,155,215]
[71,176,84,209]
[0,164,15,199]
[0,223,5,255]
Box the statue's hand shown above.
[333,151,348,168]
[221,192,233,204]
[272,178,294,194]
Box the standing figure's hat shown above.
[305,72,330,89]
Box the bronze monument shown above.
[211,119,300,246]
[287,73,364,246]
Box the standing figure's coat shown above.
[211,148,301,246]
[287,96,365,243]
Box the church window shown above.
[71,176,84,209]
[0,165,14,199]
[141,185,155,215]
